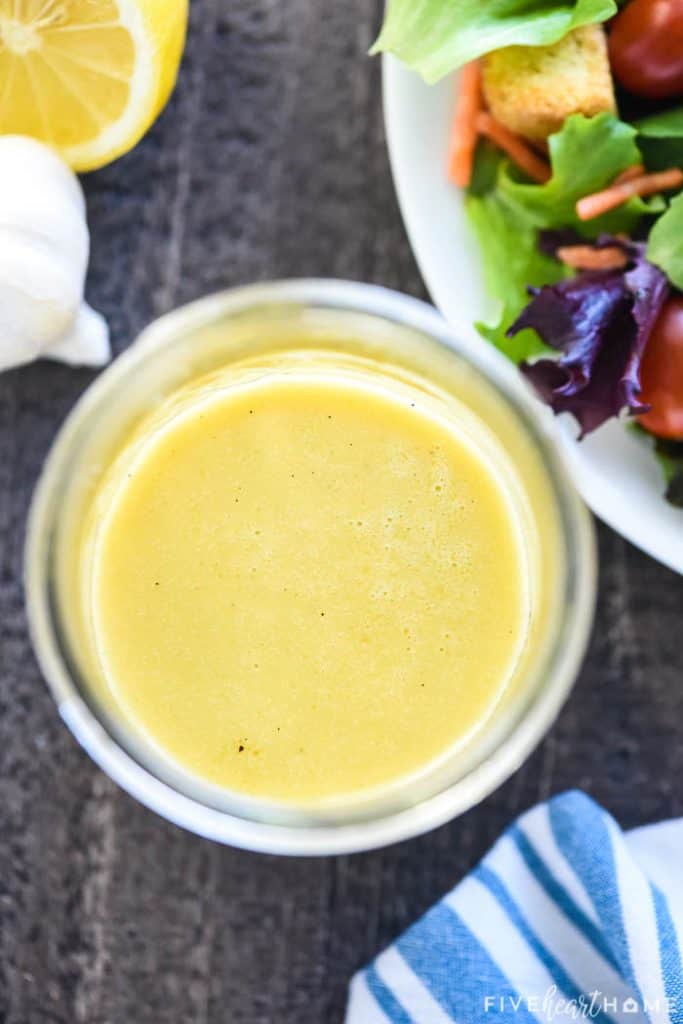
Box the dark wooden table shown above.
[1,3,682,1021]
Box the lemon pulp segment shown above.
[0,0,187,170]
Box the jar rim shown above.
[24,279,596,855]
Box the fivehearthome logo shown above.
[483,986,677,1019]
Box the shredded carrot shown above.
[556,245,628,271]
[576,168,683,221]
[475,112,551,184]
[447,62,482,188]
[613,163,645,186]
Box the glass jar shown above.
[25,280,596,854]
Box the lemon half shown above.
[0,0,188,171]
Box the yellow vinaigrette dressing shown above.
[74,346,556,806]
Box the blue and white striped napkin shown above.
[347,791,683,1024]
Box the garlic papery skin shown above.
[0,136,109,372]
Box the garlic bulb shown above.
[0,136,109,372]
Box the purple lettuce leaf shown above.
[508,238,669,436]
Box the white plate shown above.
[383,56,683,575]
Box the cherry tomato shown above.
[608,0,683,100]
[638,296,683,439]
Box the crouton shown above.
[482,26,616,142]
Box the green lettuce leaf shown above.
[654,439,683,507]
[636,106,683,172]
[636,106,683,139]
[466,194,567,360]
[633,425,683,507]
[648,192,683,290]
[463,116,671,364]
[465,143,566,361]
[371,0,616,83]
[500,114,663,237]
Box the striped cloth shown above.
[346,791,683,1024]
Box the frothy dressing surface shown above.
[89,366,530,803]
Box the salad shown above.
[373,0,683,506]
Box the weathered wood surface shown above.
[1,2,682,1021]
